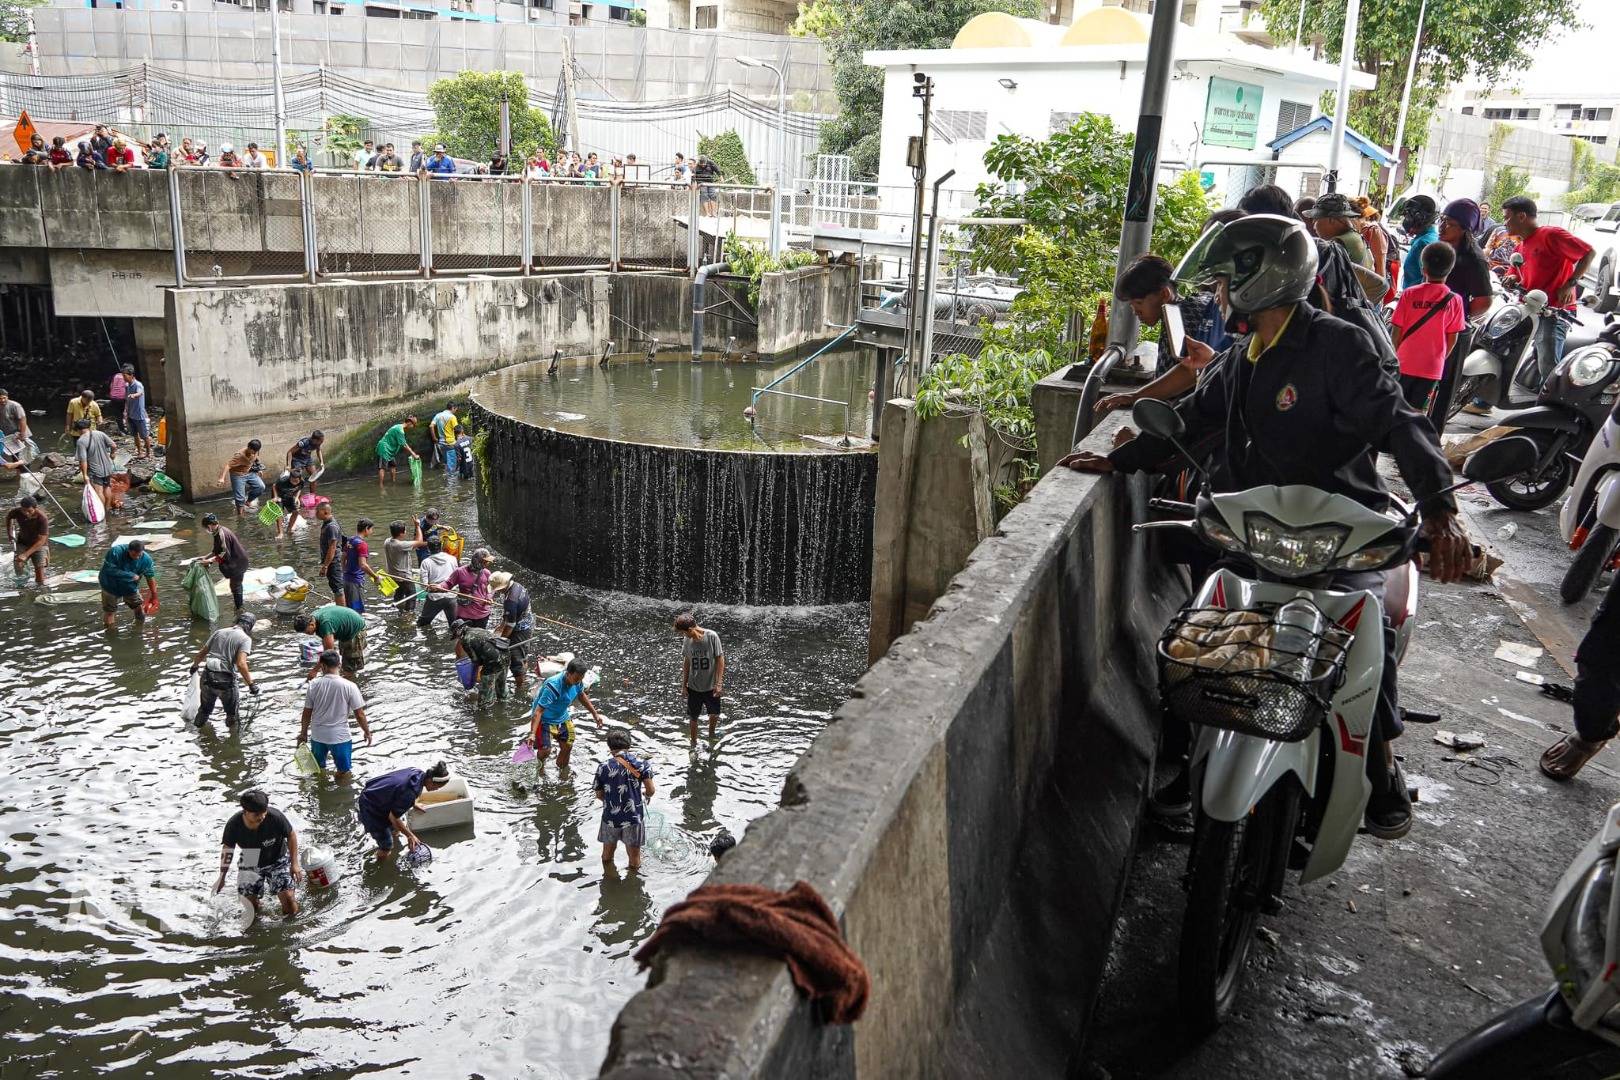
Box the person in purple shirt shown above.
[357,762,450,861]
[445,547,493,627]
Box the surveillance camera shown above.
[913,72,927,85]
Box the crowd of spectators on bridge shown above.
[8,123,724,191]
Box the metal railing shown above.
[166,167,783,287]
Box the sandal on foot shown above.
[1540,735,1608,781]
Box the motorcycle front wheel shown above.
[1561,523,1618,605]
[1487,433,1573,512]
[1178,780,1301,1033]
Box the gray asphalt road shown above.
[1078,423,1617,1079]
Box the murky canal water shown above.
[0,463,865,1077]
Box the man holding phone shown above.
[1092,253,1230,420]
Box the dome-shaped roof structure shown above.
[952,12,1065,49]
[1059,6,1151,46]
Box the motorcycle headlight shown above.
[1243,514,1349,577]
[1484,306,1524,337]
[1338,542,1407,572]
[1199,512,1245,553]
[1565,346,1615,389]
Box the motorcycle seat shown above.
[1564,326,1602,351]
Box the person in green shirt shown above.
[295,604,368,678]
[375,416,420,485]
[1307,193,1383,303]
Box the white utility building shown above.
[864,5,1384,218]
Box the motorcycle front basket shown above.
[1157,602,1352,743]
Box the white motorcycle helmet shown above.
[1175,213,1319,316]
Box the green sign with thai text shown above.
[1204,77,1264,150]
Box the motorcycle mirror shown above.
[1131,397,1185,442]
[1462,435,1540,484]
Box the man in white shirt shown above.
[243,142,267,169]
[298,650,371,779]
[416,537,460,629]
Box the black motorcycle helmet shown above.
[1400,194,1438,236]
[1174,214,1319,316]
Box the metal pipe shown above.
[905,73,934,396]
[691,261,730,360]
[919,167,956,375]
[609,181,621,272]
[300,166,318,283]
[520,177,532,277]
[167,165,187,288]
[267,0,288,168]
[687,181,701,274]
[1107,0,1181,350]
[417,175,433,278]
[1388,0,1427,194]
[1326,0,1361,193]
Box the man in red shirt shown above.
[1502,194,1594,385]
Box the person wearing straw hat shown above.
[491,571,534,693]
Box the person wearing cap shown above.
[7,495,49,585]
[1501,194,1596,387]
[528,658,603,768]
[1399,195,1440,289]
[74,416,120,513]
[65,389,101,434]
[453,618,510,705]
[1306,193,1380,301]
[217,142,242,169]
[201,512,251,612]
[216,789,301,917]
[424,144,457,177]
[99,539,156,628]
[298,649,371,779]
[446,548,493,628]
[189,612,259,726]
[491,571,534,693]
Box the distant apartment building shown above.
[1447,87,1620,147]
[641,0,795,33]
[63,0,642,26]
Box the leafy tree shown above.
[0,0,44,45]
[427,70,555,163]
[816,0,1039,180]
[790,0,844,37]
[917,114,1213,461]
[1258,0,1583,167]
[319,114,366,167]
[627,7,646,25]
[697,129,756,184]
[1565,138,1620,208]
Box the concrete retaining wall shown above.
[757,262,861,357]
[610,264,862,359]
[599,411,1184,1078]
[162,272,610,498]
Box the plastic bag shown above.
[409,457,423,486]
[81,482,104,525]
[455,657,476,690]
[181,562,219,622]
[149,472,182,495]
[293,743,321,776]
[511,738,536,764]
[181,670,202,722]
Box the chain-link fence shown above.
[170,168,785,284]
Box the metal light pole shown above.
[267,0,289,168]
[1325,0,1361,193]
[904,72,934,393]
[1387,0,1427,194]
[1293,0,1308,50]
[1107,0,1181,349]
[738,55,786,255]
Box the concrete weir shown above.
[599,413,1184,1078]
[467,401,878,605]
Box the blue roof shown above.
[1266,115,1397,167]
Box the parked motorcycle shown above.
[1426,801,1620,1078]
[1560,390,1620,603]
[1130,398,1538,1031]
[1486,318,1620,512]
[1448,256,1553,423]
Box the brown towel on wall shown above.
[633,880,870,1024]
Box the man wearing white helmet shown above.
[1063,209,1472,842]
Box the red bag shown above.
[142,593,160,616]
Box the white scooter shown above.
[1427,800,1620,1077]
[1560,394,1620,604]
[1131,399,1539,1032]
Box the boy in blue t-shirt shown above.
[527,658,602,768]
[594,729,655,869]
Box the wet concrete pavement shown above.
[1079,431,1619,1079]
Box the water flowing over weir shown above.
[468,360,879,605]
